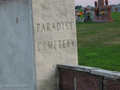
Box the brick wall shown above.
[57,64,120,90]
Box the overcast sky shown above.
[75,0,120,6]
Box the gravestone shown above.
[83,7,91,22]
[118,5,120,12]
[0,0,78,90]
[111,5,115,12]
[91,11,94,20]
[92,0,114,22]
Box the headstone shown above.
[91,11,94,19]
[0,0,78,90]
[112,4,120,12]
[92,0,114,22]
[83,13,88,21]
[83,7,92,22]
[111,5,115,12]
[118,5,120,12]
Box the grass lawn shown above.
[77,12,120,71]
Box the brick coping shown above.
[57,64,120,80]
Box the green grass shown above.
[77,12,120,71]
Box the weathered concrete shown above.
[32,0,78,90]
[57,64,100,73]
[91,69,120,79]
[0,0,77,90]
[0,0,36,90]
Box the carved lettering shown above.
[37,23,40,32]
[52,23,56,30]
[71,39,74,46]
[57,22,61,31]
[66,22,69,30]
[67,39,70,47]
[47,23,51,31]
[38,39,76,51]
[48,41,53,49]
[63,40,66,48]
[58,40,61,48]
[38,42,42,51]
[36,22,74,32]
[42,24,46,31]
[54,41,57,49]
[44,42,47,50]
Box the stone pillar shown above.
[98,0,104,7]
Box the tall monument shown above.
[0,0,78,90]
[92,0,114,22]
[98,0,104,6]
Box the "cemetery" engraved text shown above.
[38,39,75,51]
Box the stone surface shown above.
[0,0,77,90]
[57,64,99,73]
[58,64,120,79]
[91,69,120,79]
[32,0,78,90]
[0,0,36,90]
[92,0,114,23]
[98,0,104,6]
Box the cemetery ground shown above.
[77,12,120,72]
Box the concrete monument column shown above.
[98,0,104,6]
